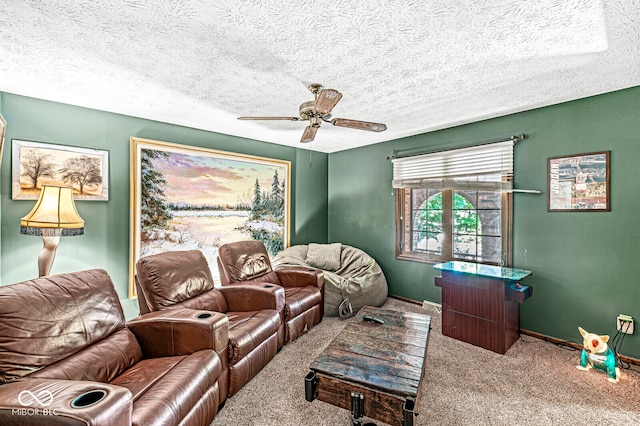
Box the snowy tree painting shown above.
[130,138,290,295]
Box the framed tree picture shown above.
[12,140,109,200]
[547,151,610,211]
[0,114,6,171]
[129,137,291,298]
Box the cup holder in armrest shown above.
[262,284,274,288]
[195,312,213,319]
[70,389,107,408]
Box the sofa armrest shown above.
[128,308,229,358]
[275,267,324,291]
[219,284,285,313]
[0,379,132,426]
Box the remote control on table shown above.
[362,315,384,324]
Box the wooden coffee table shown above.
[305,306,431,426]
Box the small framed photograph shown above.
[12,140,109,200]
[547,151,610,211]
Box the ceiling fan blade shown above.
[314,89,342,115]
[300,125,318,143]
[238,116,301,121]
[331,118,387,132]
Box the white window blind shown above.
[392,140,514,190]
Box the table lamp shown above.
[20,185,85,276]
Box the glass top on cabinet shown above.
[434,261,532,281]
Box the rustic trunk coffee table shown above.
[305,306,431,426]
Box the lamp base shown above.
[39,235,60,277]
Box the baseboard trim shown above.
[387,295,640,367]
[388,294,422,306]
[521,329,640,367]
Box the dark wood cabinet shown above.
[434,261,532,354]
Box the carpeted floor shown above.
[211,298,640,425]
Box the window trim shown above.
[395,188,513,266]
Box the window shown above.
[396,184,512,265]
[393,141,514,266]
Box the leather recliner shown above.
[135,249,285,398]
[217,240,324,345]
[0,269,226,426]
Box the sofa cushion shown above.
[136,250,226,312]
[30,329,142,383]
[283,286,323,319]
[306,243,342,271]
[0,269,127,383]
[226,310,281,364]
[111,349,221,426]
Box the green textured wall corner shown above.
[328,86,640,358]
[0,93,328,318]
[293,148,329,245]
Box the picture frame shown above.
[547,151,610,211]
[0,114,6,171]
[129,137,291,298]
[12,140,109,200]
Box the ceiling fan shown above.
[238,83,387,143]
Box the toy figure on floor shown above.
[576,327,620,383]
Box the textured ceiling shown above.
[0,1,638,153]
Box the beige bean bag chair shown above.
[273,243,388,318]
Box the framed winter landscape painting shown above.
[12,140,109,200]
[129,137,290,298]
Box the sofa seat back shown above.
[0,269,137,384]
[217,240,280,285]
[136,250,229,314]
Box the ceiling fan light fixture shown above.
[237,83,387,144]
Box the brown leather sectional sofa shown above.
[0,247,324,425]
[135,249,286,399]
[0,269,226,426]
[217,240,324,345]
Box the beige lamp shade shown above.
[20,185,84,236]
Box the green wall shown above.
[0,92,3,282]
[2,87,639,358]
[329,86,640,358]
[0,93,328,318]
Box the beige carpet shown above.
[212,298,640,425]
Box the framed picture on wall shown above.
[547,151,610,211]
[129,137,291,298]
[11,140,109,200]
[0,114,6,171]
